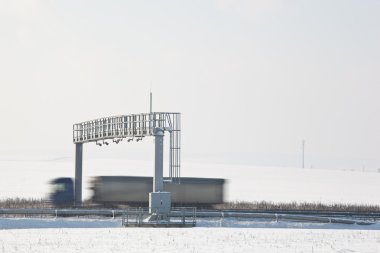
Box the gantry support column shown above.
[149,127,171,215]
[74,143,83,206]
[153,127,164,192]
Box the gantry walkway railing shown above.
[73,112,181,181]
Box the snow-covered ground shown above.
[0,218,380,252]
[1,158,380,205]
[0,224,379,253]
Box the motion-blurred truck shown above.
[50,176,225,206]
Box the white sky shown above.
[0,0,379,170]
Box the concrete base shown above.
[149,192,171,214]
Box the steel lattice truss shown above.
[73,112,181,181]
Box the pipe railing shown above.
[0,209,375,225]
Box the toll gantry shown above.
[73,112,181,216]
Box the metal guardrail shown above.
[0,208,123,217]
[194,211,375,225]
[209,209,380,218]
[0,208,376,225]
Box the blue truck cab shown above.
[50,178,74,206]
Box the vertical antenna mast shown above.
[150,92,152,113]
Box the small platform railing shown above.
[121,207,196,227]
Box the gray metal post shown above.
[75,143,83,205]
[153,127,164,192]
[149,127,171,216]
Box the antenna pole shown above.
[150,92,152,113]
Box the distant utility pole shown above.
[302,140,305,168]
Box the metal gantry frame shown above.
[73,112,181,205]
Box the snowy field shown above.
[0,218,379,253]
[1,225,379,252]
[1,158,380,205]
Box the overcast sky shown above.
[0,0,379,170]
